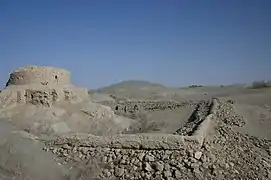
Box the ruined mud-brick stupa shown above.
[2,66,89,107]
[0,66,132,137]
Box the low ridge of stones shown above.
[44,99,271,180]
[100,100,200,124]
[215,99,246,127]
[175,100,211,136]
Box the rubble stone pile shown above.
[201,116,271,180]
[101,100,198,120]
[215,99,246,127]
[43,100,216,179]
[45,144,205,180]
[44,99,271,180]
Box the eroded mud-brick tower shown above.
[6,66,71,87]
[1,66,88,107]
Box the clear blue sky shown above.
[1,0,270,89]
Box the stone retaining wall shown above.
[100,100,199,121]
[47,133,201,150]
[105,100,198,113]
[191,99,218,145]
[46,99,219,150]
[44,99,219,179]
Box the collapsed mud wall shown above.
[0,85,89,108]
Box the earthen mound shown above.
[0,66,132,137]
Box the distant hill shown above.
[96,80,216,101]
[97,80,166,93]
[95,80,177,100]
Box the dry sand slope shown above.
[0,120,67,180]
[0,67,271,179]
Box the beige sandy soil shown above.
[217,88,271,140]
[1,78,271,179]
[141,106,195,134]
[123,106,195,134]
[0,120,67,180]
[98,81,271,140]
[234,103,271,139]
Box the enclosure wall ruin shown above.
[47,99,219,150]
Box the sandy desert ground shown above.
[1,78,271,180]
[96,81,271,140]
